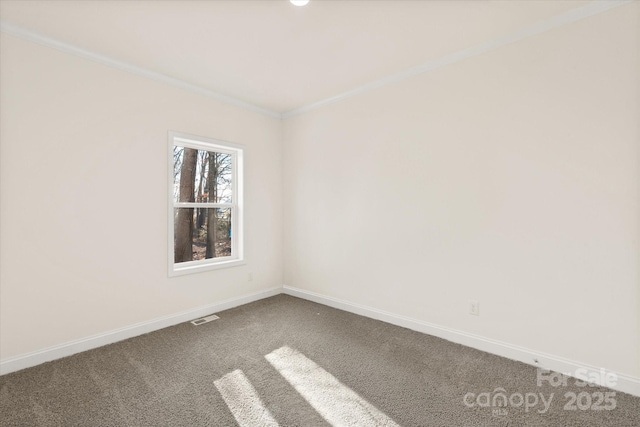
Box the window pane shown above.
[174,208,232,263]
[173,147,233,204]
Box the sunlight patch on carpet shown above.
[214,369,280,427]
[265,346,400,427]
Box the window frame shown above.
[168,131,245,277]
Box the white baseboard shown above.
[3,284,639,399]
[0,286,282,375]
[283,285,640,398]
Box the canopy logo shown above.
[463,368,618,417]
[463,389,553,416]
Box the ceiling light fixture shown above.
[290,0,309,6]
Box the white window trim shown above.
[168,131,245,277]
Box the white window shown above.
[168,132,244,276]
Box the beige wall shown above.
[283,4,639,377]
[0,35,283,359]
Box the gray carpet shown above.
[1,295,639,426]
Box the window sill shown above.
[169,259,246,277]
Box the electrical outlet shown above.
[469,300,479,316]
[248,272,253,281]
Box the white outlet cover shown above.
[469,300,479,316]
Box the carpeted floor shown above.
[1,294,639,426]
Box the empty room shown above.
[1,0,639,425]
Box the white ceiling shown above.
[1,0,594,114]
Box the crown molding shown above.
[282,0,633,118]
[0,0,632,121]
[0,20,283,120]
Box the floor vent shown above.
[191,314,220,326]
